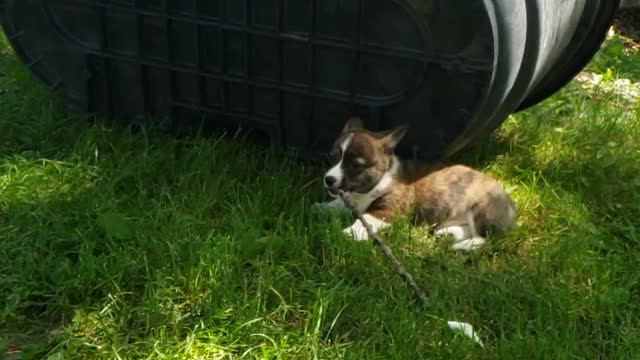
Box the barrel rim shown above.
[516,0,621,111]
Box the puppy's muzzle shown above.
[323,174,341,197]
[324,175,337,188]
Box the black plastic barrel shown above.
[0,0,621,160]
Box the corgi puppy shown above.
[316,117,516,251]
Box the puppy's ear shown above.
[341,117,364,134]
[382,124,409,152]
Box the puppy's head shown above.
[323,117,407,195]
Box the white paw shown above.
[312,198,348,214]
[342,214,390,241]
[312,202,330,212]
[343,220,369,241]
[451,236,486,252]
[435,225,471,242]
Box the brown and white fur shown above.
[316,117,516,251]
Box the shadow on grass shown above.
[0,133,328,358]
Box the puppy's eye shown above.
[329,149,340,162]
[351,157,367,170]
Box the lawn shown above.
[1,25,639,359]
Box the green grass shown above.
[1,27,640,359]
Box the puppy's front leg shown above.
[343,210,393,241]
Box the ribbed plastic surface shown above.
[0,0,620,160]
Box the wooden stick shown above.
[338,190,429,306]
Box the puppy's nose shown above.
[324,175,337,188]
